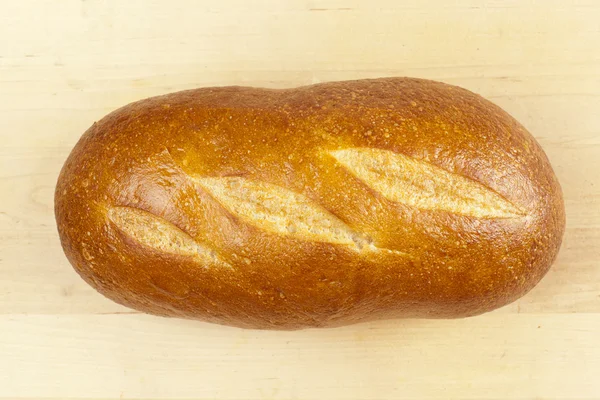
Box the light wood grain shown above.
[1,0,599,398]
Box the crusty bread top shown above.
[55,78,565,329]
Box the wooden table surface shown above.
[1,1,599,399]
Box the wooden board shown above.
[1,0,599,398]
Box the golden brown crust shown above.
[55,77,565,329]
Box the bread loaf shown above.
[55,78,565,329]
